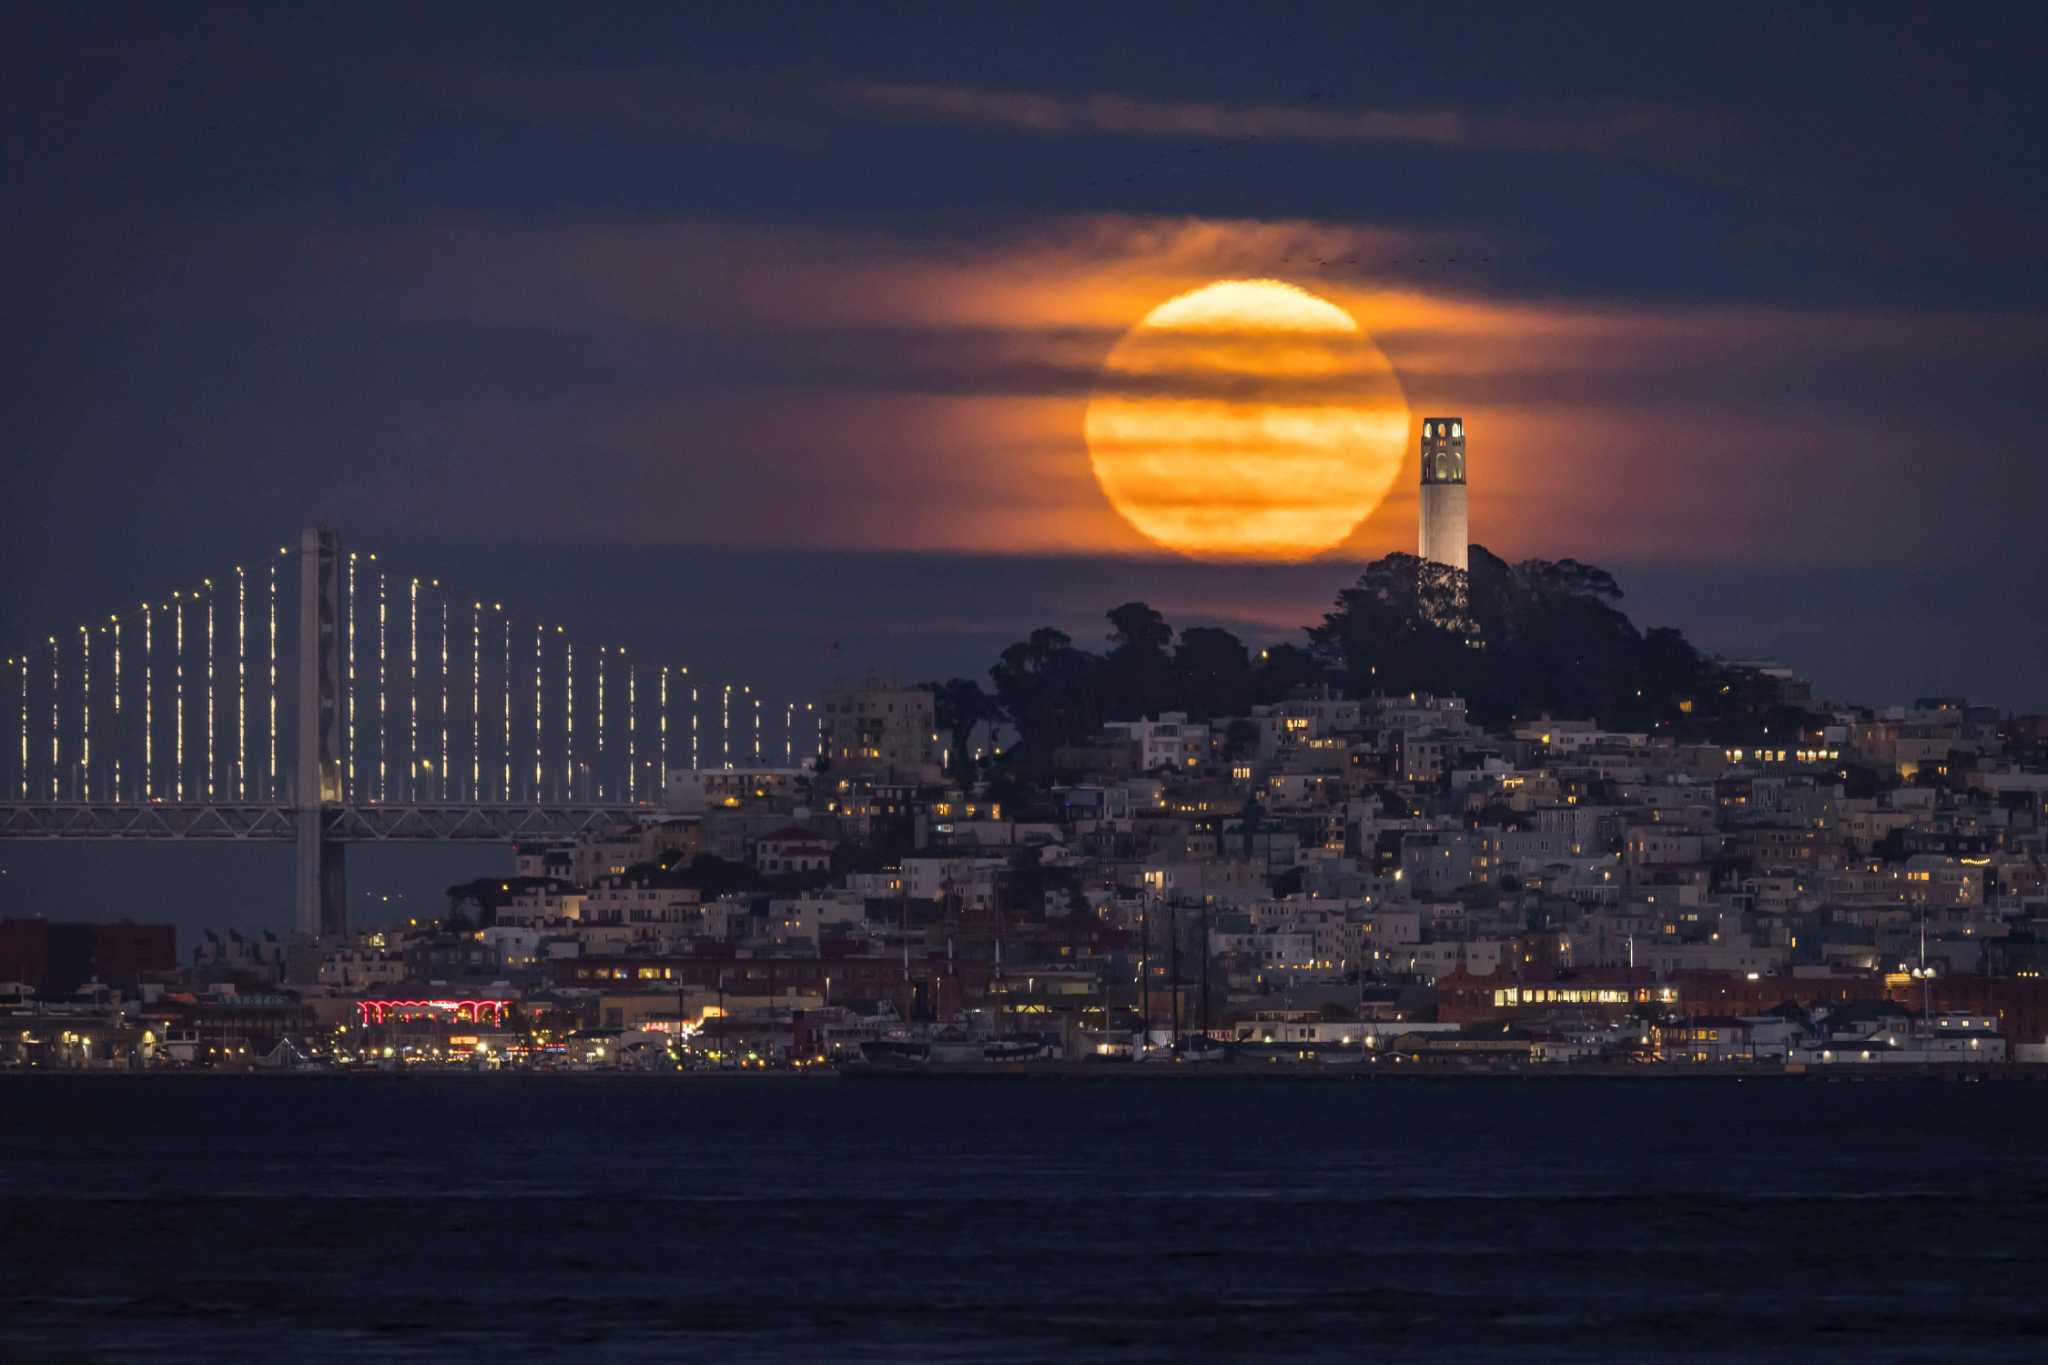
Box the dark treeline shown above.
[927,545,1801,782]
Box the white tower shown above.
[1417,416,1468,571]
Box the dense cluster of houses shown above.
[7,671,2048,1071]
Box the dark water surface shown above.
[4,1074,2046,1362]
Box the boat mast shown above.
[1169,902,1181,1054]
[1139,900,1150,1055]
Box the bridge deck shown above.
[0,801,655,841]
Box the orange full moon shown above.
[1083,279,1410,559]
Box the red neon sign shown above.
[355,999,510,1026]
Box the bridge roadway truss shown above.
[7,524,728,936]
[0,801,648,844]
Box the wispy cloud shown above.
[838,82,1677,156]
[113,208,2044,568]
[424,63,1680,159]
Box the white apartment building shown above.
[1105,713,1212,772]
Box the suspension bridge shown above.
[2,527,818,939]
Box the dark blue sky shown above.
[4,2,2045,933]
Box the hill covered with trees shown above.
[928,546,1807,780]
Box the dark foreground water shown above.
[4,1075,2047,1362]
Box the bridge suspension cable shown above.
[411,573,423,802]
[236,567,246,799]
[143,605,153,799]
[80,626,90,797]
[173,594,184,801]
[205,580,216,800]
[5,551,307,805]
[500,607,510,802]
[112,615,121,800]
[4,531,813,815]
[269,558,279,795]
[438,593,448,802]
[471,602,481,803]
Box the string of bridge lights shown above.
[318,545,797,805]
[10,562,285,804]
[7,542,822,806]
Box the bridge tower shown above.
[295,526,347,939]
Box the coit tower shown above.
[1417,416,1468,572]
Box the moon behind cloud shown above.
[1084,279,1410,560]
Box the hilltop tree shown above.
[1310,545,1717,727]
[989,628,1105,774]
[920,677,996,785]
[1253,643,1329,699]
[1309,551,1472,698]
[1174,626,1253,719]
[1106,601,1173,656]
[1104,602,1174,719]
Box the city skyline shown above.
[9,10,2048,1362]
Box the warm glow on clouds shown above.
[200,211,2039,571]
